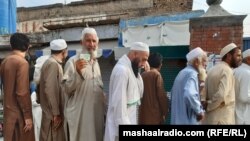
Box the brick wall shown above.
[154,0,192,9]
[17,0,193,22]
[190,15,246,54]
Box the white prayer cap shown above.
[242,49,250,59]
[186,47,205,62]
[81,27,98,40]
[50,39,67,51]
[220,43,237,58]
[130,42,150,53]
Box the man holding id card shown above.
[63,27,105,141]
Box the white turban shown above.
[220,43,237,58]
[81,27,98,40]
[186,47,205,62]
[130,42,149,52]
[243,49,250,59]
[50,39,67,51]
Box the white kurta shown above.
[31,91,42,141]
[104,55,144,141]
[63,54,105,141]
[33,55,50,84]
[234,63,250,124]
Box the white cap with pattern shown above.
[220,43,237,58]
[130,42,149,52]
[243,49,250,59]
[50,39,67,51]
[186,47,205,61]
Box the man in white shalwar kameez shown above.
[104,42,150,141]
[234,49,250,124]
[63,27,105,141]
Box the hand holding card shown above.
[79,53,91,61]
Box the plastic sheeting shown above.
[0,0,16,35]
[122,20,190,47]
[35,49,113,58]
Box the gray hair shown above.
[81,27,99,42]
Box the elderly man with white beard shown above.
[170,47,207,125]
[63,27,105,141]
[104,42,150,141]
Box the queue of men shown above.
[1,27,250,141]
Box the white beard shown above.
[81,46,100,59]
[81,47,89,54]
[91,49,98,59]
[198,65,207,82]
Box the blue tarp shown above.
[35,49,113,58]
[243,37,250,51]
[0,0,16,35]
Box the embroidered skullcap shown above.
[50,39,67,51]
[130,42,149,52]
[243,49,250,59]
[186,47,205,61]
[220,43,237,58]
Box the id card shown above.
[79,53,90,61]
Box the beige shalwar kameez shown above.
[63,54,105,141]
[203,62,235,124]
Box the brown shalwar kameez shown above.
[0,54,35,141]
